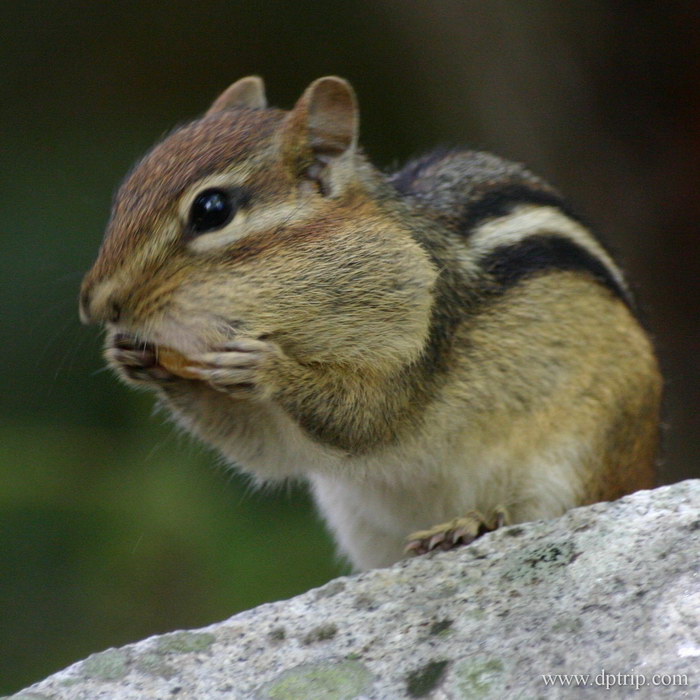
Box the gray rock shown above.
[12,481,700,699]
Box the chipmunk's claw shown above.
[405,507,509,556]
[106,333,177,384]
[184,338,279,398]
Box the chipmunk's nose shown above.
[79,283,122,325]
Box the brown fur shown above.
[83,108,285,287]
[81,77,662,569]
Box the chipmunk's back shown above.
[389,147,633,310]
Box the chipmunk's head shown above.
[80,76,435,364]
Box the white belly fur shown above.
[207,397,586,571]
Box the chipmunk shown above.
[80,76,662,571]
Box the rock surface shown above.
[11,480,700,699]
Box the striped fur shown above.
[81,77,662,570]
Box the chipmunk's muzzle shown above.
[79,280,123,325]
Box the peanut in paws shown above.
[156,347,203,380]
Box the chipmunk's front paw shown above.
[106,333,178,386]
[405,507,508,556]
[184,338,283,399]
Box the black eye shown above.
[188,188,248,234]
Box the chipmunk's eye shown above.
[188,187,249,234]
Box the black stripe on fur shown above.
[480,233,631,306]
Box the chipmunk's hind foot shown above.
[405,507,509,556]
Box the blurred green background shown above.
[2,1,700,693]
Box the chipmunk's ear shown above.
[206,76,267,115]
[282,77,358,181]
